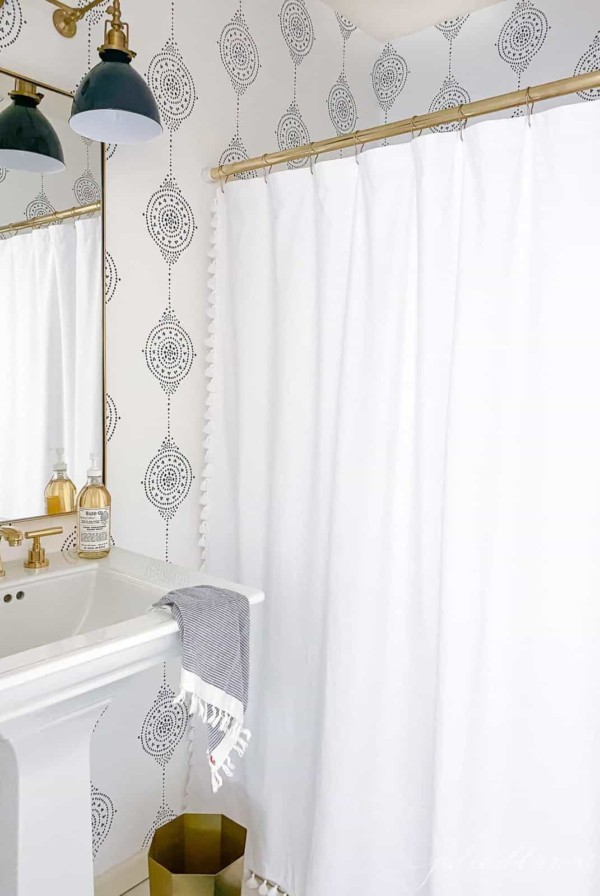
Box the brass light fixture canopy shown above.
[10,79,42,101]
[0,77,65,173]
[70,0,162,144]
[98,0,135,58]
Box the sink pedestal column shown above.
[0,698,110,896]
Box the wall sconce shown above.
[70,0,162,144]
[0,79,65,173]
[45,0,104,40]
[0,0,163,146]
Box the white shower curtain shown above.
[0,218,102,519]
[206,100,600,896]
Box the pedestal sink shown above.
[0,547,264,896]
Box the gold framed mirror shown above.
[0,65,106,525]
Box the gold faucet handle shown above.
[23,527,63,570]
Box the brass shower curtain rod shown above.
[210,69,600,182]
[0,201,101,236]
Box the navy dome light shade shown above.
[70,0,162,145]
[0,81,65,174]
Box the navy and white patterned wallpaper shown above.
[429,17,471,131]
[141,2,197,564]
[497,1,550,88]
[277,0,313,166]
[138,667,188,847]
[2,0,600,878]
[219,3,261,175]
[0,0,23,50]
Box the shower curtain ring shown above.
[218,166,229,194]
[458,105,468,142]
[261,154,272,183]
[309,144,319,175]
[353,132,364,165]
[525,87,534,127]
[411,116,423,140]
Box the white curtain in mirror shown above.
[0,217,102,520]
[206,100,600,896]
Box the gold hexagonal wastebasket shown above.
[148,814,247,896]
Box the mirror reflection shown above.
[0,69,104,522]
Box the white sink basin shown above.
[0,547,264,896]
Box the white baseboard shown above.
[94,849,148,896]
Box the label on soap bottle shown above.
[78,508,111,552]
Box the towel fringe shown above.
[233,724,252,758]
[211,768,223,792]
[247,871,288,895]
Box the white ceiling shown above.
[320,0,506,40]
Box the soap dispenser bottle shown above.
[45,449,77,515]
[77,455,111,559]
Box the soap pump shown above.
[44,448,77,515]
[77,454,111,559]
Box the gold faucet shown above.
[0,527,24,578]
[23,527,63,570]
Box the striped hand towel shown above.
[153,585,251,792]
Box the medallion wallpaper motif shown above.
[278,0,313,166]
[1,0,600,880]
[142,3,197,564]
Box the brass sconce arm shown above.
[44,0,110,39]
